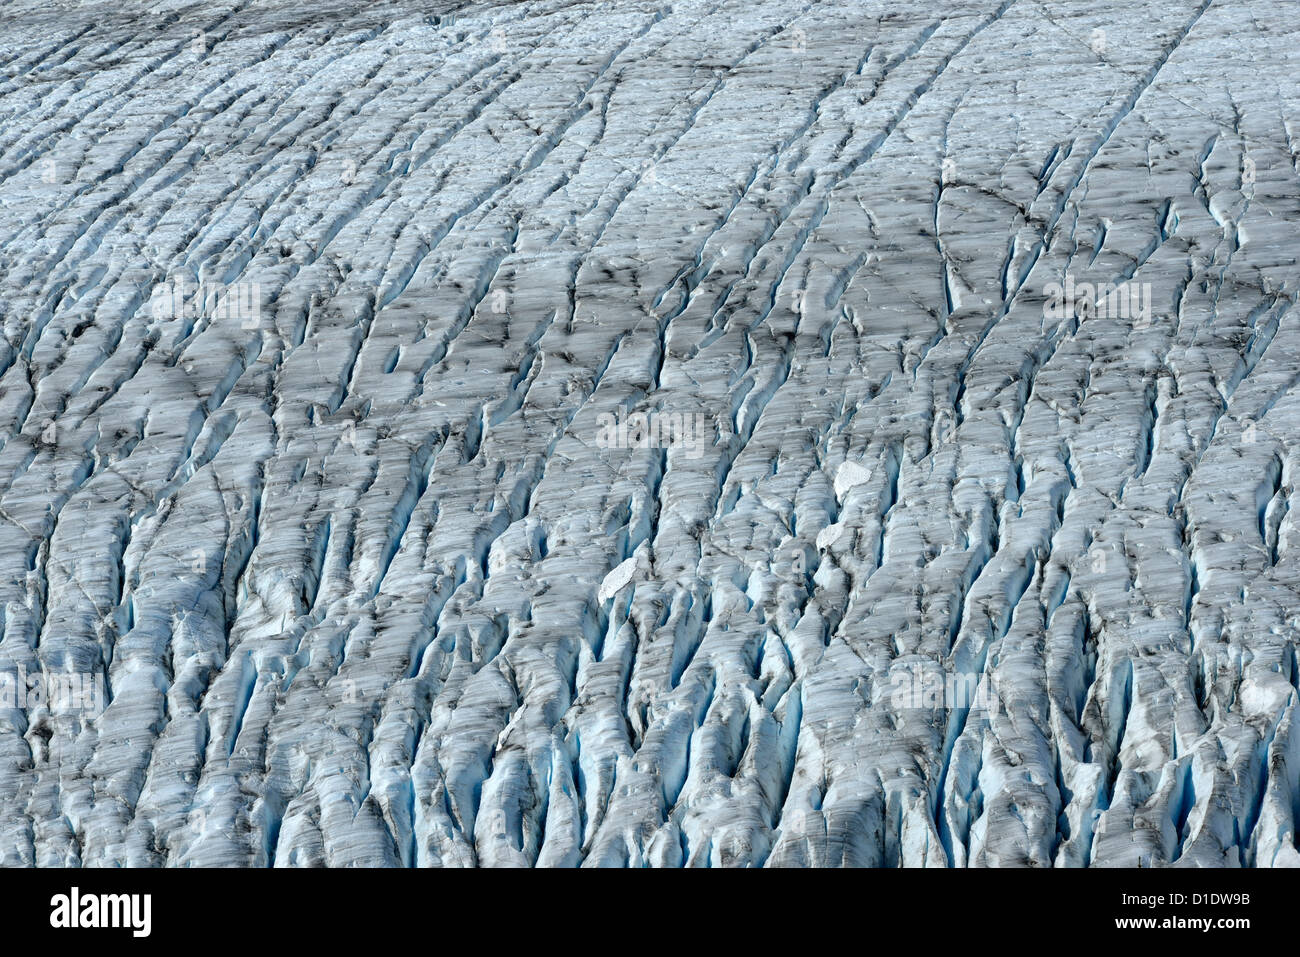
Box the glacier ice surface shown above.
[0,0,1299,868]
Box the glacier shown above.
[0,0,1298,868]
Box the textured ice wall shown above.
[1,0,1299,867]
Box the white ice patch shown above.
[816,523,845,550]
[834,461,873,500]
[598,555,640,603]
